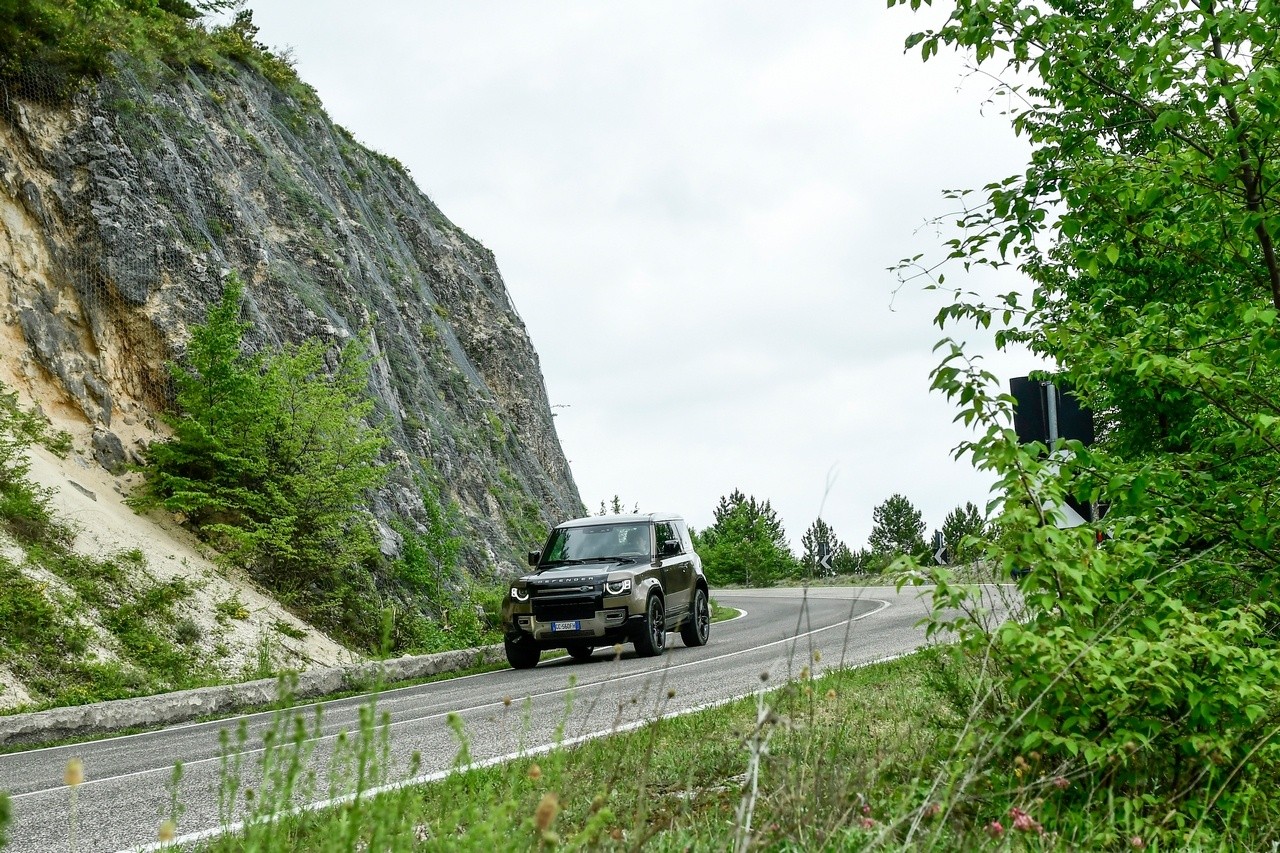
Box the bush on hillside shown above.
[140,274,390,639]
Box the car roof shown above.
[555,513,684,529]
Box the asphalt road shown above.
[0,584,980,852]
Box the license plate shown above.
[551,620,580,632]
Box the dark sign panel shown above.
[1009,376,1094,446]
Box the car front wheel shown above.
[505,635,541,669]
[680,587,710,647]
[633,594,666,657]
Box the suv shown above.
[500,513,711,669]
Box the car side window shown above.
[675,521,694,553]
[655,521,681,555]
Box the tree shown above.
[596,495,638,516]
[800,517,856,577]
[696,489,799,586]
[939,501,986,565]
[895,0,1280,839]
[866,494,926,560]
[141,275,388,618]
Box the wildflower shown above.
[813,650,821,662]
[987,820,1004,839]
[1052,776,1069,790]
[612,643,623,657]
[64,758,85,787]
[502,696,512,707]
[534,792,560,832]
[923,802,942,819]
[825,689,837,701]
[528,763,542,781]
[1009,806,1043,834]
[861,804,872,816]
[800,666,810,680]
[590,794,607,813]
[760,671,770,682]
[158,821,177,842]
[860,817,876,829]
[1130,836,1145,849]
[667,688,676,699]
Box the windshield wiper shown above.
[538,559,589,569]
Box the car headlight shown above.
[604,578,632,596]
[511,586,529,602]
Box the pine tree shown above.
[940,501,987,565]
[867,494,927,560]
[696,489,799,586]
[800,517,855,577]
[141,274,388,606]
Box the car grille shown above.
[533,599,600,622]
[530,581,602,623]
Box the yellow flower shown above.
[158,820,177,842]
[527,763,542,781]
[64,757,84,788]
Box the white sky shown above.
[243,1,1046,549]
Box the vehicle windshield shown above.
[541,523,651,566]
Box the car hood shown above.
[520,564,632,587]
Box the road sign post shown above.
[817,540,833,574]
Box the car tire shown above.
[680,587,710,648]
[633,594,666,657]
[505,635,540,669]
[566,643,595,661]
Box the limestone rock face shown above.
[0,63,582,574]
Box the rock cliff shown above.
[0,59,582,576]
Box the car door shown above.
[654,520,692,621]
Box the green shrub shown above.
[139,274,390,638]
[895,0,1280,841]
[0,2,313,105]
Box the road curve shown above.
[0,584,950,852]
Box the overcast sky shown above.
[244,1,1046,549]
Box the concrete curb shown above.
[0,643,506,748]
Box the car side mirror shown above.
[527,550,541,567]
[660,539,681,557]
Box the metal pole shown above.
[1044,381,1060,444]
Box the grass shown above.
[1,602,741,754]
[9,602,1268,849]
[187,650,965,852]
[177,633,1260,851]
[0,541,217,712]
